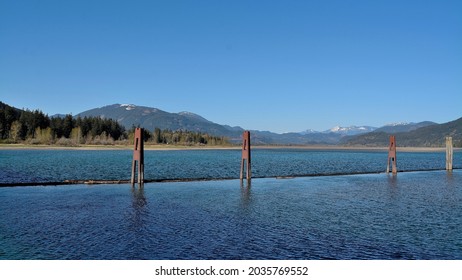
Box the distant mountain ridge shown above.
[374,121,437,133]
[341,118,462,147]
[77,104,245,141]
[300,126,377,136]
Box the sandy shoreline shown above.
[0,143,457,152]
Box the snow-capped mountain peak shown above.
[120,104,136,111]
[329,126,342,132]
[299,129,319,135]
[299,125,377,136]
[324,125,377,136]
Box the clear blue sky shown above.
[1,0,461,133]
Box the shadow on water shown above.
[385,173,400,201]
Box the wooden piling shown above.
[240,131,251,181]
[387,135,397,174]
[446,136,453,171]
[131,128,145,185]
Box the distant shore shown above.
[0,143,457,152]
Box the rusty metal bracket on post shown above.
[240,131,251,181]
[446,136,453,171]
[386,135,397,174]
[131,128,144,185]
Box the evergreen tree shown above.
[62,114,74,138]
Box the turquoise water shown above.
[0,171,461,259]
[1,149,460,184]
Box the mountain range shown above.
[77,104,382,144]
[2,101,459,146]
[75,103,460,146]
[340,118,462,147]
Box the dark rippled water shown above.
[0,171,461,260]
[0,149,460,184]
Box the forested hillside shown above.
[0,101,126,145]
[0,101,229,146]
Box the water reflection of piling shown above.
[132,186,147,209]
[240,180,252,209]
[387,173,398,187]
[130,186,148,230]
[386,174,399,201]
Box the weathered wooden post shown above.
[446,136,453,171]
[386,135,397,174]
[131,128,144,185]
[240,131,251,181]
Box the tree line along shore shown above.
[0,103,229,147]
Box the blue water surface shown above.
[0,170,461,260]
